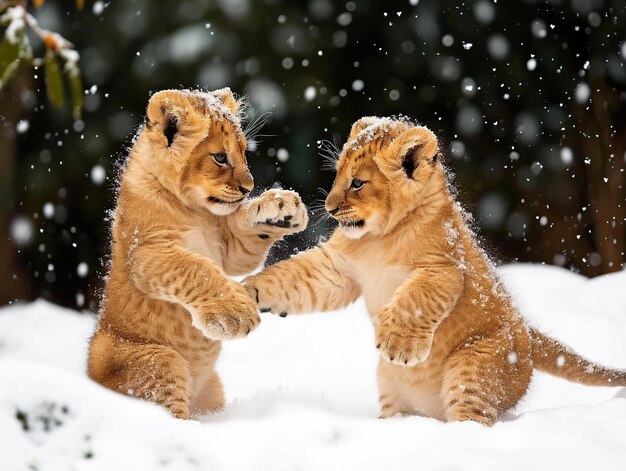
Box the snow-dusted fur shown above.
[88,89,307,419]
[244,116,626,425]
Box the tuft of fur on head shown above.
[325,116,445,239]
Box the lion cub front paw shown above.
[375,312,434,366]
[242,277,289,317]
[250,189,308,235]
[189,286,260,341]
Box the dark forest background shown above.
[1,0,625,312]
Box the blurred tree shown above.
[0,0,83,115]
[0,0,624,310]
[1,0,83,305]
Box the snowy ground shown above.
[1,263,625,470]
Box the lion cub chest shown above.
[182,227,224,268]
[352,258,411,316]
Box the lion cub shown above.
[88,88,308,419]
[244,116,626,425]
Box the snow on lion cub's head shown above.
[325,116,444,239]
[129,88,254,216]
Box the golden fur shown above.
[88,88,308,419]
[244,116,626,425]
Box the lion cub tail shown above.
[529,327,626,387]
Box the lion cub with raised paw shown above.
[244,116,626,426]
[88,88,307,419]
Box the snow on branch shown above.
[0,2,83,119]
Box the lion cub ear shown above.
[146,90,192,147]
[379,126,439,182]
[213,87,243,115]
[348,116,384,141]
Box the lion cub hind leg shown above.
[190,369,225,417]
[377,361,425,418]
[440,333,531,426]
[89,331,192,419]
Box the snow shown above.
[59,48,80,70]
[92,1,106,16]
[574,82,591,104]
[15,119,30,134]
[90,164,107,185]
[42,202,55,219]
[473,1,495,25]
[461,77,476,97]
[276,148,289,162]
[8,215,34,246]
[560,146,574,166]
[0,6,25,44]
[76,262,89,278]
[351,79,364,92]
[304,85,317,101]
[1,264,626,470]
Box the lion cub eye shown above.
[212,152,229,166]
[350,178,366,190]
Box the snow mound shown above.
[1,264,626,470]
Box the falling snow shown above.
[90,165,107,185]
[276,148,289,162]
[1,0,626,468]
[304,86,316,101]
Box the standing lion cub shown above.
[88,88,307,419]
[244,116,626,425]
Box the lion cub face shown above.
[325,117,440,238]
[142,88,253,216]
